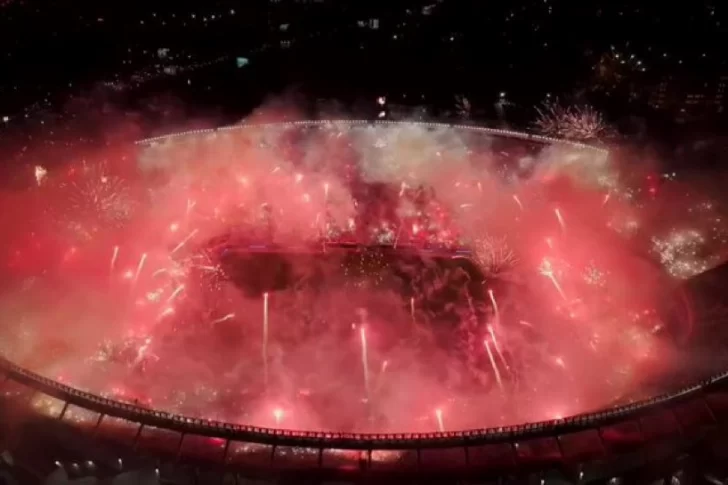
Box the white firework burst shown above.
[535,102,614,142]
[472,236,518,278]
[70,174,134,222]
[56,163,138,240]
[651,228,712,280]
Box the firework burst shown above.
[471,236,518,278]
[535,102,614,142]
[651,228,713,280]
[54,163,139,240]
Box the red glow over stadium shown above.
[0,120,711,436]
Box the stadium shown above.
[1,121,727,484]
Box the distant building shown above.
[264,0,330,48]
[387,104,430,121]
[357,18,380,29]
[649,78,671,111]
[649,74,727,123]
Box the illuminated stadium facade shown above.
[134,119,610,152]
[1,351,728,483]
[2,122,726,484]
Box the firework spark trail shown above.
[373,360,390,394]
[410,297,416,325]
[210,313,235,325]
[360,325,370,401]
[547,271,567,301]
[192,265,219,273]
[435,408,445,432]
[539,259,567,301]
[484,340,504,391]
[554,208,566,233]
[171,229,199,255]
[167,284,185,303]
[157,307,175,321]
[393,224,403,249]
[263,292,270,387]
[512,194,524,211]
[487,324,510,373]
[110,245,119,276]
[488,289,499,321]
[133,253,147,286]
